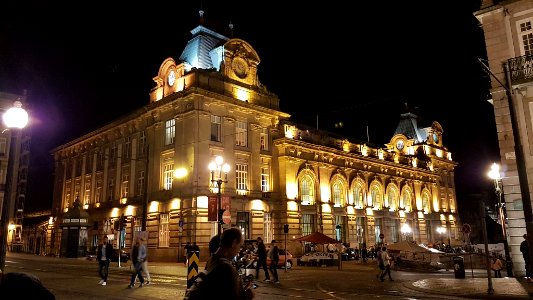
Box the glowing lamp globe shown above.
[3,101,29,129]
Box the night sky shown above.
[0,1,497,215]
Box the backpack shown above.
[183,270,210,300]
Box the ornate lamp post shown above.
[488,162,513,277]
[401,223,411,242]
[0,101,29,272]
[208,156,230,235]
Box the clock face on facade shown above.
[433,133,439,144]
[232,57,248,79]
[396,140,404,151]
[168,70,176,87]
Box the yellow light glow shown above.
[365,207,374,215]
[8,223,15,231]
[343,140,350,152]
[411,158,417,168]
[48,217,54,225]
[235,88,249,101]
[362,145,368,156]
[177,78,185,92]
[287,201,298,211]
[284,125,296,139]
[197,196,208,208]
[440,214,446,221]
[378,149,384,160]
[120,197,127,205]
[449,215,455,221]
[126,205,135,216]
[149,201,159,213]
[95,202,101,208]
[436,149,443,158]
[251,200,265,211]
[174,168,188,179]
[320,185,330,203]
[83,204,89,210]
[170,198,181,210]
[399,210,405,218]
[447,152,452,160]
[111,208,120,218]
[322,203,331,213]
[3,101,29,129]
[286,182,297,200]
[417,211,424,219]
[63,207,68,212]
[346,206,355,215]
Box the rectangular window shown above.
[264,213,272,243]
[260,127,268,151]
[95,176,102,203]
[356,217,365,246]
[138,170,145,196]
[124,137,131,159]
[121,173,129,197]
[165,119,176,145]
[237,212,250,239]
[139,131,146,155]
[163,161,174,190]
[261,165,269,192]
[235,121,247,147]
[84,179,91,205]
[520,20,533,56]
[110,143,118,165]
[64,183,72,209]
[301,214,314,236]
[335,215,345,242]
[211,115,221,142]
[235,163,248,191]
[107,177,115,201]
[374,218,383,245]
[159,214,170,247]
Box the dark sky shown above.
[0,1,497,212]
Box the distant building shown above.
[475,0,533,277]
[0,91,31,253]
[48,16,460,261]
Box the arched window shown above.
[386,184,399,210]
[300,174,315,205]
[332,180,345,207]
[369,182,383,209]
[401,190,412,212]
[352,181,365,208]
[422,190,431,213]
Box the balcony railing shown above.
[509,55,533,84]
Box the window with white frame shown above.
[121,173,129,197]
[163,161,174,190]
[138,170,145,196]
[235,121,247,147]
[370,184,381,209]
[159,213,170,247]
[165,119,176,145]
[124,137,131,159]
[211,115,221,142]
[264,213,272,242]
[261,160,270,192]
[236,163,248,191]
[301,214,314,236]
[260,127,268,150]
[84,179,91,205]
[139,131,146,155]
[300,174,315,205]
[422,191,430,213]
[519,19,533,56]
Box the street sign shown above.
[379,233,384,239]
[179,220,184,227]
[222,210,231,224]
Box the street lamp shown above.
[401,223,411,242]
[0,101,29,272]
[436,226,446,247]
[487,162,513,277]
[208,156,230,235]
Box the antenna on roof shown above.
[199,9,204,25]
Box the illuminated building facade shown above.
[475,0,533,277]
[48,21,460,261]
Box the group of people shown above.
[375,246,394,282]
[254,237,280,284]
[96,235,151,288]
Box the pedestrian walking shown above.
[254,237,270,281]
[141,251,152,285]
[204,227,255,299]
[492,256,503,278]
[379,247,394,282]
[268,240,279,284]
[96,235,114,286]
[375,246,384,279]
[361,244,368,263]
[128,236,146,288]
[520,234,532,281]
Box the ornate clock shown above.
[396,140,404,151]
[232,57,248,79]
[168,70,176,87]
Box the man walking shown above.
[379,247,394,282]
[520,234,531,281]
[96,235,114,286]
[129,236,146,288]
[254,237,270,281]
[268,240,280,284]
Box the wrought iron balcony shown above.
[509,55,533,85]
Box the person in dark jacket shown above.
[268,240,279,283]
[96,235,114,286]
[254,237,270,281]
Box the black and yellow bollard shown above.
[187,250,200,288]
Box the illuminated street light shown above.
[209,156,230,235]
[0,101,29,272]
[487,162,513,277]
[436,226,446,247]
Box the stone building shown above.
[48,18,460,261]
[475,0,533,277]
